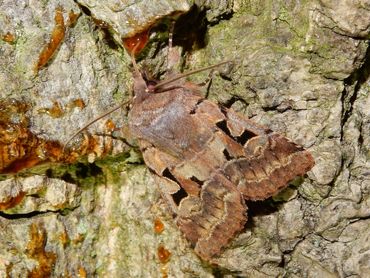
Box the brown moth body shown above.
[128,51,315,260]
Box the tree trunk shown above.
[1,0,369,277]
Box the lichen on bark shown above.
[1,0,370,277]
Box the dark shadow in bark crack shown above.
[45,162,104,186]
[173,5,208,52]
[341,41,370,138]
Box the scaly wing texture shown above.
[222,109,314,200]
[129,87,314,260]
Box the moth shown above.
[124,34,315,261]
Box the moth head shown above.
[132,69,148,95]
[132,68,159,103]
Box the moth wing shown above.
[137,95,314,260]
[221,109,315,200]
[141,140,247,261]
[176,173,247,261]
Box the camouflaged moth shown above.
[126,33,315,261]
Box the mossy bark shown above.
[1,0,369,277]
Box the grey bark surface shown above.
[0,0,369,277]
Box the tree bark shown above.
[0,0,369,277]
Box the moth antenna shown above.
[63,100,130,152]
[63,40,144,152]
[154,60,233,90]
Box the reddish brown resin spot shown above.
[2,32,16,44]
[0,191,26,211]
[157,245,171,264]
[154,218,165,234]
[26,224,57,278]
[34,6,66,73]
[123,29,150,56]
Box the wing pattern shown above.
[128,83,314,260]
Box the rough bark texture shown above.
[0,0,369,277]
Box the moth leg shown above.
[195,69,214,87]
[183,68,219,98]
[168,20,174,52]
